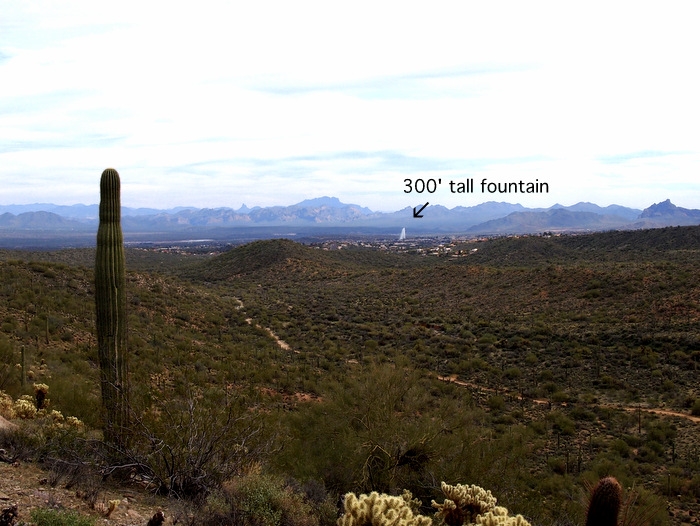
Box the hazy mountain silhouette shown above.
[1,199,698,241]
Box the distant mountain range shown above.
[1,197,699,240]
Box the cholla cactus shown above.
[65,416,85,429]
[473,509,530,526]
[432,483,530,526]
[432,482,496,526]
[105,500,120,518]
[34,383,49,409]
[13,395,38,419]
[339,483,530,526]
[48,410,64,423]
[0,391,14,419]
[339,490,433,526]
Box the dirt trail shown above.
[438,375,700,424]
[232,297,699,425]
[234,297,297,353]
[617,406,700,424]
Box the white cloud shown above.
[0,1,698,211]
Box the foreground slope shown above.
[1,227,699,525]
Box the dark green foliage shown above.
[277,362,476,498]
[95,168,129,446]
[0,335,17,392]
[1,226,698,524]
[192,473,336,526]
[691,399,700,417]
[30,508,95,526]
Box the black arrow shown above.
[413,202,429,218]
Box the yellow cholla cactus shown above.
[65,416,85,429]
[33,383,49,410]
[33,383,49,394]
[0,391,15,419]
[474,508,531,526]
[432,482,496,525]
[432,483,530,526]
[106,499,120,518]
[339,490,433,526]
[48,410,65,423]
[13,396,37,419]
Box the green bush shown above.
[221,473,319,526]
[547,411,576,436]
[611,438,631,458]
[30,508,95,526]
[691,398,700,417]
[487,395,505,412]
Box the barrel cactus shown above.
[95,168,129,446]
[585,477,622,526]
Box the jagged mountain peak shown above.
[292,196,373,215]
[641,199,677,217]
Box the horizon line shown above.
[0,197,684,215]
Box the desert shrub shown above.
[487,395,505,412]
[551,391,571,404]
[207,473,319,526]
[297,479,338,526]
[690,398,700,416]
[690,473,700,498]
[611,439,631,458]
[547,411,576,436]
[569,406,595,422]
[0,336,18,392]
[229,474,284,526]
[644,420,677,445]
[503,367,522,381]
[30,508,94,526]
[277,362,474,497]
[126,388,271,499]
[546,457,567,475]
[636,445,659,464]
[44,371,100,428]
[0,421,45,461]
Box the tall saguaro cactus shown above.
[95,168,129,446]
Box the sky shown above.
[1,1,699,212]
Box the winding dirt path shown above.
[438,374,700,424]
[616,406,700,424]
[231,296,698,425]
[233,297,298,353]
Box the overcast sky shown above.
[1,1,698,212]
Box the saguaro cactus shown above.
[95,168,129,446]
[20,346,26,388]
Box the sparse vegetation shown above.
[30,507,95,526]
[0,226,699,525]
